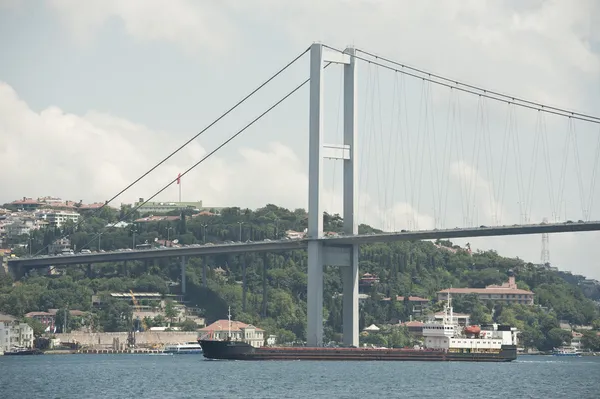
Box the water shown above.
[1,355,599,398]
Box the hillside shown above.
[1,204,599,351]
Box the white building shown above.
[36,210,80,228]
[134,199,204,214]
[199,319,265,348]
[49,238,71,254]
[4,217,46,237]
[0,313,35,353]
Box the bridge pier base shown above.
[342,245,359,347]
[307,241,324,347]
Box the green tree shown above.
[581,331,600,351]
[180,319,198,331]
[164,300,178,325]
[546,328,572,349]
[153,315,167,327]
[54,308,70,333]
[24,317,46,337]
[98,299,132,332]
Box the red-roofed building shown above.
[437,275,534,305]
[192,210,216,217]
[360,273,380,287]
[25,311,55,331]
[25,309,88,332]
[10,197,42,210]
[79,202,107,210]
[399,320,425,336]
[199,319,265,348]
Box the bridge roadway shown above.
[7,221,600,269]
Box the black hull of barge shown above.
[199,340,517,362]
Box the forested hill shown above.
[1,204,599,350]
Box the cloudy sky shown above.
[1,0,600,279]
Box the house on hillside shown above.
[199,319,265,348]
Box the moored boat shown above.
[199,299,519,362]
[163,342,203,354]
[552,347,581,357]
[3,346,43,356]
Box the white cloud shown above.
[449,160,510,226]
[0,81,302,209]
[48,0,237,55]
[0,80,428,234]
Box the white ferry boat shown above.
[419,294,519,359]
[163,342,203,354]
[552,347,582,357]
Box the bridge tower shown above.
[307,43,359,347]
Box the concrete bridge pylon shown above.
[307,43,358,347]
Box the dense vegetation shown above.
[1,204,599,351]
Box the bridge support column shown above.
[202,257,207,288]
[306,43,358,347]
[341,247,358,346]
[307,42,325,347]
[342,46,358,347]
[307,241,324,346]
[180,256,186,296]
[242,255,247,312]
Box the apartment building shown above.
[437,275,534,305]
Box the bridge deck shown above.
[8,221,600,268]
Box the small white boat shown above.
[163,342,203,354]
[552,347,581,357]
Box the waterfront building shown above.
[0,313,34,353]
[199,319,265,348]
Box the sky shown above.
[1,0,600,279]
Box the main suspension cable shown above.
[80,64,333,252]
[356,48,600,123]
[322,45,600,125]
[31,47,310,257]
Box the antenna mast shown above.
[227,306,232,339]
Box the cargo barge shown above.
[199,299,519,362]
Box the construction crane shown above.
[129,290,141,312]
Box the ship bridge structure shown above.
[9,42,600,348]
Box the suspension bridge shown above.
[8,42,600,348]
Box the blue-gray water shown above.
[1,355,599,398]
